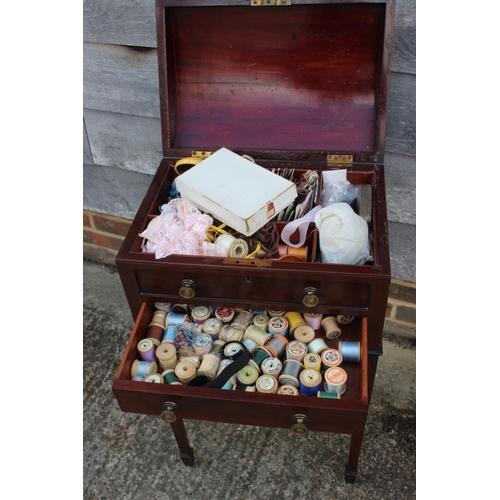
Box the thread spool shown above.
[215,233,249,258]
[321,316,342,340]
[144,373,164,383]
[293,325,316,344]
[174,360,197,384]
[265,334,288,359]
[299,368,322,396]
[338,341,361,363]
[267,316,289,337]
[193,333,213,356]
[286,340,308,362]
[197,352,220,380]
[155,342,178,370]
[261,357,283,378]
[284,311,307,334]
[131,360,157,379]
[321,348,343,370]
[191,305,212,324]
[216,358,233,377]
[137,338,156,362]
[183,355,201,368]
[303,353,322,372]
[166,312,189,326]
[145,325,163,347]
[237,365,259,386]
[188,322,204,334]
[278,359,303,388]
[150,310,167,328]
[244,325,272,346]
[287,244,309,261]
[223,341,244,358]
[162,369,182,385]
[220,324,245,342]
[247,358,261,375]
[308,337,329,355]
[252,346,273,367]
[250,309,266,315]
[267,310,285,317]
[324,366,347,395]
[242,337,257,353]
[336,314,355,325]
[172,304,189,314]
[232,310,254,329]
[202,318,222,339]
[317,391,341,399]
[303,312,323,330]
[215,307,235,323]
[131,376,144,382]
[162,325,177,343]
[253,313,269,330]
[221,380,234,390]
[277,384,299,395]
[256,374,278,394]
[154,302,173,312]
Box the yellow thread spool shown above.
[284,311,307,334]
[303,353,321,372]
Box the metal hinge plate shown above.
[191,151,212,159]
[251,0,291,6]
[327,154,353,167]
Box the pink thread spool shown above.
[303,312,323,330]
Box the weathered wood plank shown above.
[84,163,154,220]
[84,43,160,118]
[385,152,416,226]
[84,109,162,174]
[392,0,416,74]
[83,119,93,164]
[386,72,416,156]
[83,0,156,48]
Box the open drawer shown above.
[112,301,369,436]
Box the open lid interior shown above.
[157,1,393,162]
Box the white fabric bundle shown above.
[314,203,370,265]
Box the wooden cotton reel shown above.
[321,316,342,340]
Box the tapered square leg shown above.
[170,418,194,466]
[345,434,363,483]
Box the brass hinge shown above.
[327,154,353,167]
[191,151,212,159]
[251,0,291,6]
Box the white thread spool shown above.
[215,234,249,258]
[155,342,178,370]
[261,357,282,378]
[175,360,197,384]
[321,316,342,340]
[253,313,269,330]
[244,325,272,346]
[324,366,347,395]
[308,337,329,355]
[197,352,220,380]
[220,324,245,342]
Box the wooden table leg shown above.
[344,433,363,483]
[169,418,194,466]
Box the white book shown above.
[175,148,298,236]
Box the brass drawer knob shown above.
[291,414,310,436]
[303,287,319,307]
[160,402,178,423]
[179,279,196,299]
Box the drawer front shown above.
[113,302,369,435]
[134,266,371,312]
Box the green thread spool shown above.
[237,364,259,386]
[252,346,273,367]
[317,391,341,399]
[162,369,182,385]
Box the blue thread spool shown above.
[131,359,157,379]
[338,341,361,363]
[162,325,177,343]
[166,312,188,326]
[299,368,323,396]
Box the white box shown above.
[175,148,298,236]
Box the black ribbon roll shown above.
[187,342,250,389]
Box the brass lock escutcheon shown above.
[160,402,178,423]
[303,287,319,307]
[179,279,196,299]
[291,414,310,436]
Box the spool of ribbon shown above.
[280,205,323,248]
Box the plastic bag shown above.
[314,202,370,265]
[321,180,358,207]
